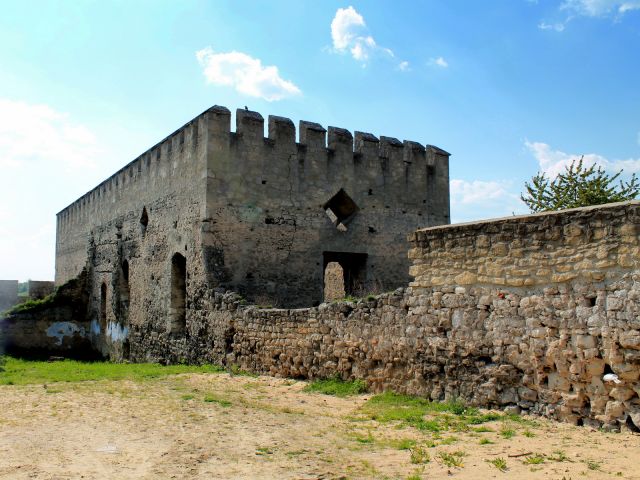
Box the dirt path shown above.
[1,373,639,479]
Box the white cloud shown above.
[525,140,640,178]
[331,6,365,50]
[196,47,301,102]
[330,6,400,65]
[538,21,566,31]
[0,99,98,169]
[398,61,410,72]
[561,0,640,16]
[0,98,107,281]
[428,56,449,68]
[538,0,640,32]
[450,179,524,223]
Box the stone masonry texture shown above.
[3,105,639,431]
[0,280,19,313]
[54,105,451,314]
[126,201,640,430]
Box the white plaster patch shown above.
[46,322,86,346]
[106,322,128,342]
[90,318,101,335]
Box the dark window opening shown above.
[170,253,187,334]
[118,260,130,325]
[100,283,107,332]
[323,189,359,232]
[140,207,149,236]
[323,251,367,299]
[586,296,596,307]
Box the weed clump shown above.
[410,446,430,464]
[438,450,465,468]
[203,394,232,407]
[303,375,367,397]
[487,457,508,472]
[359,391,515,433]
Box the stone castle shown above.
[2,106,639,431]
[53,106,450,356]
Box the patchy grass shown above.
[255,446,274,455]
[1,367,638,479]
[203,394,232,407]
[229,364,259,377]
[409,446,430,464]
[549,449,570,462]
[438,451,465,468]
[523,454,545,465]
[473,425,494,433]
[303,376,367,397]
[0,356,225,385]
[389,438,417,450]
[585,459,601,471]
[488,457,508,472]
[351,432,375,444]
[499,426,516,439]
[358,391,515,433]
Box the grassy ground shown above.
[0,357,639,479]
[0,356,224,385]
[303,375,368,397]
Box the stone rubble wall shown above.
[28,281,55,300]
[55,104,452,317]
[130,201,640,430]
[0,272,98,359]
[0,280,19,313]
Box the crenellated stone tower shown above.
[55,106,450,354]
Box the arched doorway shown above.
[170,253,187,334]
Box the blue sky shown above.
[1,0,639,281]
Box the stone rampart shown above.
[0,280,19,313]
[55,108,209,285]
[129,201,640,430]
[55,105,451,311]
[28,280,55,299]
[0,272,99,359]
[201,107,450,306]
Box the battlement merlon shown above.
[203,106,451,166]
[57,105,451,220]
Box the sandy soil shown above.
[0,372,639,480]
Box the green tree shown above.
[521,157,640,213]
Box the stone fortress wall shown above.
[128,201,640,429]
[8,104,638,429]
[55,108,210,357]
[52,105,450,357]
[200,107,450,307]
[0,280,19,313]
[27,281,55,300]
